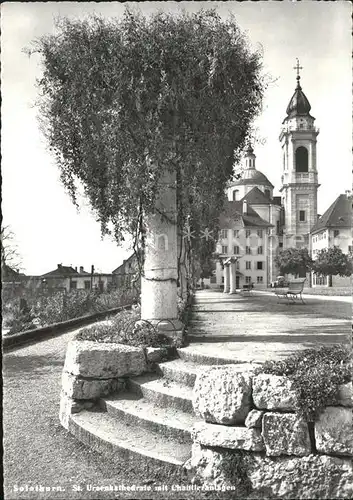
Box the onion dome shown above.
[286,76,311,118]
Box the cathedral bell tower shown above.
[279,59,320,248]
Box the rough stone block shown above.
[59,391,94,430]
[262,413,311,456]
[247,454,353,499]
[188,442,247,488]
[61,371,125,400]
[192,365,252,424]
[192,421,264,451]
[245,409,264,428]
[315,407,353,456]
[64,340,146,378]
[189,445,353,499]
[253,374,297,411]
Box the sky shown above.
[1,1,351,275]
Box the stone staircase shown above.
[68,347,252,471]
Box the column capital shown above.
[223,256,238,266]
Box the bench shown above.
[241,283,254,296]
[274,278,306,304]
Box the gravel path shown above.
[188,290,351,363]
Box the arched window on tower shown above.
[295,146,308,173]
[232,190,239,201]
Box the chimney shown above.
[57,264,62,269]
[79,266,84,273]
[74,267,77,272]
[243,199,248,214]
[345,190,351,199]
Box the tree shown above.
[313,246,352,287]
[30,8,265,326]
[31,8,264,250]
[275,247,313,278]
[1,225,23,277]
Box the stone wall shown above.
[189,365,353,499]
[60,340,170,429]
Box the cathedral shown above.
[211,62,346,290]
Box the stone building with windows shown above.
[213,63,350,290]
[310,193,352,287]
[214,198,274,289]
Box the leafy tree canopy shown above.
[275,247,313,277]
[313,246,352,277]
[31,8,265,245]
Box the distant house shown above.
[112,253,140,289]
[1,264,27,299]
[41,264,79,292]
[2,264,24,283]
[41,264,113,292]
[311,193,352,287]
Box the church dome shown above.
[286,77,311,118]
[231,169,274,188]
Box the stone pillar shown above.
[223,264,230,293]
[229,261,237,294]
[141,169,183,334]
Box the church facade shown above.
[211,63,348,290]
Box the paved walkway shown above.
[188,289,351,364]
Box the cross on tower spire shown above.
[293,58,303,86]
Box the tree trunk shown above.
[141,169,183,335]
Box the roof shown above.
[228,169,274,188]
[242,213,273,228]
[42,265,78,277]
[240,187,272,205]
[311,194,352,234]
[285,77,314,120]
[219,200,273,229]
[2,264,22,281]
[112,253,138,274]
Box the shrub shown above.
[255,345,352,421]
[3,288,139,333]
[94,288,138,312]
[76,305,171,348]
[7,309,38,334]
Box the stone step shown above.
[127,373,193,413]
[69,410,191,471]
[101,392,196,443]
[177,346,250,366]
[158,358,255,387]
[157,358,202,387]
